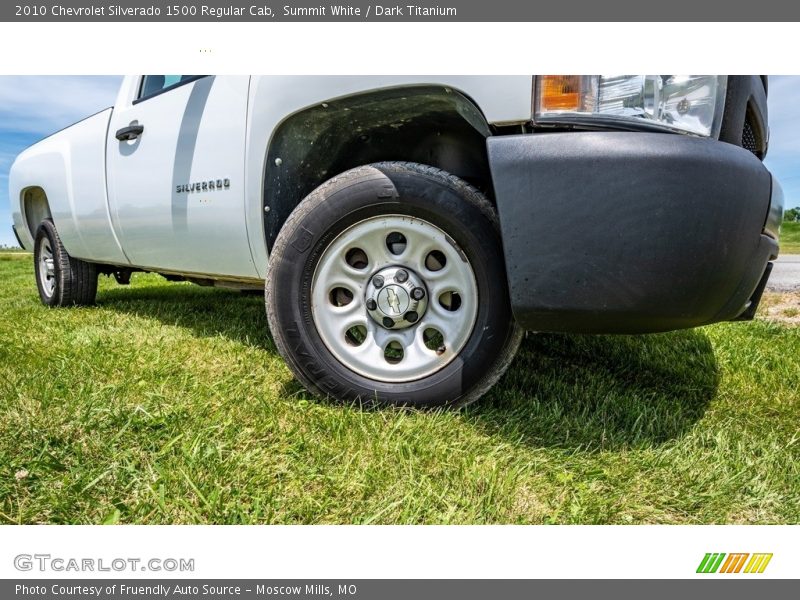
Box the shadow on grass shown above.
[99,283,719,450]
[98,283,276,352]
[466,329,720,450]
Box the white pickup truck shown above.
[10,75,783,408]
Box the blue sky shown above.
[0,75,798,247]
[761,76,800,204]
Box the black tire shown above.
[266,162,522,409]
[33,218,98,307]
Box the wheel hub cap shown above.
[365,266,428,330]
[310,214,478,383]
[37,237,56,297]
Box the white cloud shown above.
[766,76,800,155]
[0,76,122,136]
[764,76,800,208]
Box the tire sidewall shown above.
[268,165,516,408]
[34,220,59,307]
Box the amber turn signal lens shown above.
[538,75,584,111]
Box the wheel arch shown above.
[10,141,76,254]
[21,186,53,241]
[261,85,494,252]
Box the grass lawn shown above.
[781,221,800,254]
[1,254,798,524]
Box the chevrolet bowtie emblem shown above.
[386,288,401,314]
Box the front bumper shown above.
[487,131,779,334]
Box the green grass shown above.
[1,255,798,524]
[0,249,27,260]
[781,221,800,254]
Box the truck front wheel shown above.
[265,162,522,409]
[34,218,98,307]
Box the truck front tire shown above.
[34,218,98,307]
[265,162,522,409]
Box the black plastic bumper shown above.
[487,132,778,334]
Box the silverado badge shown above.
[176,178,231,194]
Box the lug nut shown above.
[373,275,384,288]
[405,311,419,324]
[366,298,377,311]
[395,269,409,283]
[382,317,395,328]
[411,287,425,300]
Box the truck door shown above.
[106,75,258,278]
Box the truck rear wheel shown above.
[265,162,522,409]
[34,218,98,307]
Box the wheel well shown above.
[22,187,52,239]
[262,85,493,251]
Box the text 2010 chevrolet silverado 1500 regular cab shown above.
[10,75,783,408]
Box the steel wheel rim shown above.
[311,214,479,383]
[37,236,56,297]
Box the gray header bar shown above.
[4,0,800,21]
[4,579,800,599]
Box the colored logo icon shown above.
[696,553,773,574]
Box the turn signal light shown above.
[538,75,586,111]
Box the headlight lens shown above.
[534,75,727,137]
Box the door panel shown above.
[106,75,257,277]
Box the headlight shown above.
[534,75,727,137]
